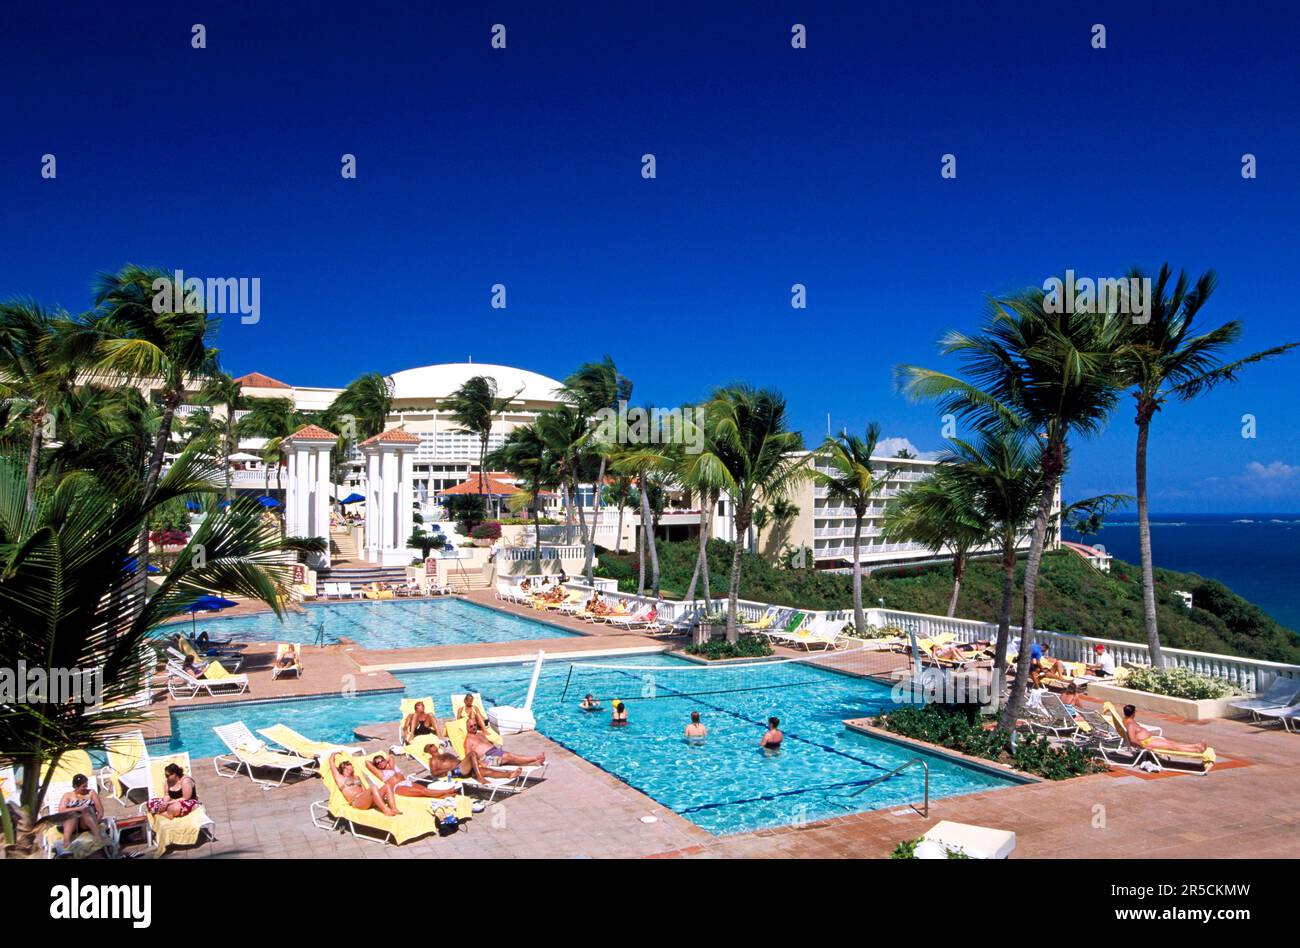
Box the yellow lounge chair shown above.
[40,755,113,859]
[399,696,452,757]
[272,643,303,680]
[139,753,217,854]
[257,724,361,760]
[1098,702,1216,774]
[98,730,151,801]
[311,752,469,844]
[450,693,504,745]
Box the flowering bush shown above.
[1120,665,1239,700]
[149,529,189,548]
[470,522,502,541]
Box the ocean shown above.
[1064,513,1300,633]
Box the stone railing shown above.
[870,608,1300,693]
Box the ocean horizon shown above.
[1065,513,1300,634]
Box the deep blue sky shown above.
[2,1,1298,512]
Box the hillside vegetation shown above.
[595,539,1300,664]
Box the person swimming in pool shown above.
[580,693,601,711]
[760,717,783,752]
[684,711,707,741]
[611,700,628,726]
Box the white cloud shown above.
[1209,460,1300,498]
[876,437,945,461]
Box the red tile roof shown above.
[437,474,522,496]
[359,428,422,446]
[285,423,338,441]
[234,371,291,389]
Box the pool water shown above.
[161,654,1020,835]
[174,598,577,649]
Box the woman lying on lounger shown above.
[329,753,398,815]
[1121,705,1207,753]
[366,753,458,800]
[403,701,443,744]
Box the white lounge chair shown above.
[1253,704,1300,733]
[166,660,249,699]
[1229,678,1300,722]
[213,721,316,787]
[98,730,152,801]
[605,605,656,629]
[271,643,303,680]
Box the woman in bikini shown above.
[402,701,443,745]
[146,763,203,819]
[58,773,109,849]
[365,753,457,800]
[328,752,398,815]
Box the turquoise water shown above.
[160,654,1019,835]
[174,598,577,649]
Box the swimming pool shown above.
[174,598,578,650]
[160,654,1021,835]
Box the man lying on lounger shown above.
[1121,704,1208,754]
[403,701,444,744]
[423,747,525,783]
[457,695,547,768]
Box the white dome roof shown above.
[388,362,565,404]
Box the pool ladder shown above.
[849,756,929,817]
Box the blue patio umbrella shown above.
[185,594,238,637]
[257,496,280,508]
[122,557,162,575]
[339,492,365,505]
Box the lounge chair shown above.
[272,642,303,680]
[1254,705,1300,733]
[742,606,782,632]
[256,724,362,760]
[311,752,469,844]
[42,756,115,859]
[213,721,316,787]
[177,635,244,671]
[774,617,847,651]
[98,729,152,801]
[1096,701,1216,775]
[1026,692,1081,740]
[605,605,656,629]
[166,660,250,699]
[758,610,808,645]
[138,753,217,854]
[1229,678,1300,722]
[363,582,394,600]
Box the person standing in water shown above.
[760,717,783,753]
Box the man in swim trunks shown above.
[1122,705,1207,753]
[366,753,458,800]
[403,701,443,744]
[458,694,547,766]
[424,747,522,782]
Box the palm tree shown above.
[0,443,293,844]
[444,376,521,514]
[536,405,594,546]
[325,371,393,508]
[560,357,632,583]
[899,284,1127,727]
[942,427,1042,682]
[0,300,81,511]
[882,466,990,617]
[486,425,557,561]
[238,397,307,495]
[1120,265,1299,667]
[195,371,247,500]
[808,424,891,635]
[601,475,637,554]
[705,385,807,641]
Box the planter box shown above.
[1086,681,1247,721]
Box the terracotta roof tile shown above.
[285,423,338,441]
[234,371,291,389]
[359,428,422,446]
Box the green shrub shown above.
[876,704,1103,780]
[684,636,774,660]
[1120,665,1239,700]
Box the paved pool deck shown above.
[124,595,1300,858]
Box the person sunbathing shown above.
[458,695,547,767]
[1122,704,1207,753]
[146,762,202,819]
[58,774,109,850]
[403,701,443,744]
[424,747,522,782]
[328,753,397,815]
[276,645,299,670]
[366,753,457,800]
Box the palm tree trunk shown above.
[572,474,589,559]
[947,550,966,617]
[1135,410,1164,667]
[684,509,708,603]
[25,402,44,512]
[584,455,605,582]
[851,512,865,635]
[993,535,1017,690]
[532,490,542,560]
[1000,443,1063,730]
[134,387,182,610]
[562,482,575,544]
[614,495,625,554]
[700,491,714,603]
[725,505,748,644]
[640,477,660,597]
[637,522,646,595]
[223,423,234,501]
